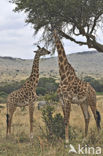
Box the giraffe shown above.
[53,29,101,143]
[6,46,51,138]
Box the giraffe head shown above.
[34,45,51,56]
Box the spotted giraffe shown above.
[53,29,101,143]
[6,46,51,138]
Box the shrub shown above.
[84,76,103,92]
[44,93,59,102]
[36,87,46,96]
[0,91,8,103]
[42,105,77,141]
[0,80,25,94]
[37,77,59,95]
[52,113,65,139]
[42,105,65,139]
[42,105,54,138]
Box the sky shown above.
[0,0,103,59]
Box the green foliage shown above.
[36,87,46,96]
[0,80,25,94]
[0,76,103,104]
[0,91,8,103]
[42,105,65,139]
[52,113,65,139]
[11,0,103,52]
[0,78,58,96]
[84,76,103,92]
[0,80,25,103]
[0,91,8,97]
[42,105,77,141]
[42,105,54,138]
[0,77,58,103]
[44,92,59,102]
[11,0,103,30]
[37,77,59,96]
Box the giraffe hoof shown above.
[6,135,9,139]
[6,134,12,140]
[82,137,87,144]
[64,140,69,148]
[64,144,68,148]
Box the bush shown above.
[84,76,103,92]
[0,80,25,94]
[42,105,77,141]
[52,113,65,139]
[36,87,46,96]
[37,77,59,95]
[0,91,8,103]
[0,80,25,103]
[42,105,54,137]
[0,91,8,97]
[44,92,59,102]
[0,77,59,103]
[42,105,65,140]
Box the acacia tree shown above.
[11,0,103,52]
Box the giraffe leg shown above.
[63,100,71,144]
[60,97,65,116]
[29,103,34,139]
[62,104,65,117]
[80,104,90,137]
[8,107,16,135]
[90,105,101,131]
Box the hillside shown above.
[0,51,103,82]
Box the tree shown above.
[37,77,59,95]
[84,76,103,92]
[11,0,103,52]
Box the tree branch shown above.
[90,17,97,34]
[59,29,103,52]
[58,30,87,46]
[90,12,103,34]
[72,25,81,36]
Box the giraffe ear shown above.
[33,51,37,53]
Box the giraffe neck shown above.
[30,53,40,87]
[54,30,76,81]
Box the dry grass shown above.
[0,95,103,156]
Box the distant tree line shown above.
[0,80,25,103]
[37,77,59,95]
[0,76,103,103]
[83,76,103,92]
[0,77,59,103]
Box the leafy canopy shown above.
[11,0,103,52]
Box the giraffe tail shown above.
[6,102,9,133]
[96,110,101,129]
[6,114,9,127]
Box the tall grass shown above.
[0,95,103,156]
